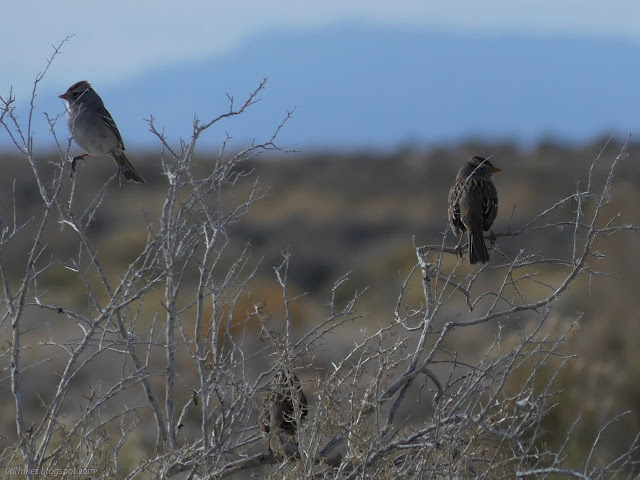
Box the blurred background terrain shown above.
[1,140,639,466]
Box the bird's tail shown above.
[113,152,145,184]
[468,230,489,264]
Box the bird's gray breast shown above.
[67,105,120,155]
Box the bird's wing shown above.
[481,181,498,231]
[97,105,125,150]
[448,183,464,233]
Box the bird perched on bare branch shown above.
[259,367,308,458]
[59,81,145,183]
[448,156,500,264]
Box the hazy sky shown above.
[4,1,640,151]
[4,0,640,99]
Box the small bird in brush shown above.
[259,368,308,457]
[448,156,500,264]
[59,81,145,183]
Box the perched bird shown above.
[448,156,500,264]
[59,81,145,183]
[259,368,308,457]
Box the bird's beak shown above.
[59,93,69,100]
[491,167,501,173]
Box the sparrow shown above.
[448,156,500,263]
[60,81,145,183]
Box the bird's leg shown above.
[71,154,88,177]
[487,229,497,247]
[454,233,465,258]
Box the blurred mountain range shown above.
[4,25,640,151]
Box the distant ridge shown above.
[5,25,640,151]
